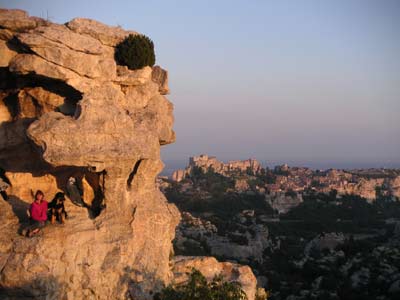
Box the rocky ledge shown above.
[0,9,257,300]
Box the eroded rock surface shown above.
[172,256,257,300]
[0,9,180,300]
[265,192,303,214]
[0,9,257,300]
[175,211,270,267]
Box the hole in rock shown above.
[2,93,19,120]
[7,36,35,54]
[1,166,107,232]
[0,167,11,184]
[0,167,11,200]
[61,167,106,219]
[127,159,143,190]
[0,68,82,118]
[0,124,53,174]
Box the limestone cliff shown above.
[0,8,178,300]
[0,9,258,300]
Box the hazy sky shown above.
[2,0,399,169]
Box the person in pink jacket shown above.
[26,190,48,237]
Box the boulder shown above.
[172,256,257,300]
[66,18,138,47]
[171,169,187,182]
[304,232,345,256]
[114,65,153,86]
[9,54,92,92]
[0,9,39,31]
[266,192,303,214]
[0,39,18,67]
[152,66,169,95]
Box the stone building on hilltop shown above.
[172,154,262,182]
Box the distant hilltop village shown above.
[171,154,400,202]
[172,154,262,181]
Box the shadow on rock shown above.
[119,266,165,300]
[0,275,61,300]
[4,195,31,234]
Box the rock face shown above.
[0,9,258,300]
[0,9,181,300]
[171,169,186,182]
[172,256,257,300]
[265,192,303,214]
[304,233,345,257]
[175,211,270,265]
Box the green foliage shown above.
[190,166,235,196]
[154,269,247,300]
[246,167,254,176]
[190,166,205,181]
[259,169,276,184]
[328,189,338,199]
[281,193,382,226]
[284,189,297,198]
[115,34,155,70]
[166,188,273,219]
[374,195,400,218]
[165,167,274,218]
[248,177,264,190]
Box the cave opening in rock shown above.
[0,166,107,229]
[0,68,82,119]
[2,93,19,120]
[54,167,106,219]
[7,35,35,54]
[90,170,106,218]
[127,159,143,190]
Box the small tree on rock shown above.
[115,34,155,70]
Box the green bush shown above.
[115,34,155,70]
[154,269,247,300]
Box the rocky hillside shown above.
[0,9,257,300]
[165,172,400,299]
[172,154,262,182]
[171,155,400,202]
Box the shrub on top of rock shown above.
[154,269,247,300]
[115,34,156,70]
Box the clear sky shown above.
[1,0,399,170]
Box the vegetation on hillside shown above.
[165,167,273,218]
[165,165,400,300]
[154,269,247,300]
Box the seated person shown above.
[67,177,86,207]
[48,192,68,224]
[26,190,48,237]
